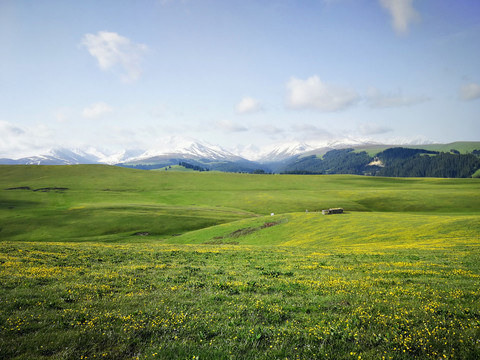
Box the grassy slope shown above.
[1,165,479,242]
[152,165,195,172]
[168,212,480,249]
[411,141,480,153]
[1,165,480,359]
[2,240,479,360]
[354,141,480,156]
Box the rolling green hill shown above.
[352,141,480,156]
[166,211,480,250]
[406,141,480,154]
[1,165,480,360]
[1,165,479,242]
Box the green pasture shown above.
[2,241,480,360]
[410,141,480,154]
[168,212,480,249]
[1,165,479,242]
[1,165,480,359]
[152,165,196,172]
[353,141,480,156]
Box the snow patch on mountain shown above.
[381,136,434,146]
[15,148,101,165]
[85,148,145,165]
[248,138,380,162]
[135,136,242,161]
[254,141,316,162]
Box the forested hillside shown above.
[282,147,480,178]
[282,149,371,175]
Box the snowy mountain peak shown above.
[18,148,101,165]
[87,149,145,165]
[137,136,241,161]
[255,141,316,162]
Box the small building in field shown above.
[322,208,344,215]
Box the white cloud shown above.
[236,96,263,114]
[459,83,480,101]
[0,121,53,158]
[82,102,113,119]
[54,108,73,123]
[291,124,333,141]
[292,124,331,135]
[366,88,430,108]
[81,31,148,82]
[215,120,248,132]
[253,125,284,135]
[379,0,420,35]
[358,122,393,135]
[0,120,24,136]
[286,76,359,112]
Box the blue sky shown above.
[1,0,479,158]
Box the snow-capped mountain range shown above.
[0,136,432,166]
[135,136,244,162]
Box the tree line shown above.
[282,148,480,178]
[179,161,209,172]
[282,149,372,175]
[376,152,480,178]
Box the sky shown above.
[1,0,479,158]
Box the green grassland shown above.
[1,165,480,359]
[152,165,196,172]
[409,141,480,154]
[1,165,479,242]
[353,141,480,157]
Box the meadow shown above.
[1,165,479,359]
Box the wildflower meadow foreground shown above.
[1,239,479,359]
[1,166,479,359]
